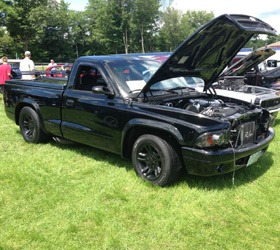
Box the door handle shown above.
[65,99,74,106]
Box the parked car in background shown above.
[0,58,22,79]
[266,50,280,70]
[45,64,72,77]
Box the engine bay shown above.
[158,94,271,148]
[160,95,254,119]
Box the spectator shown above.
[20,51,35,80]
[0,56,12,93]
[48,59,57,67]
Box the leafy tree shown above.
[120,0,134,54]
[68,11,91,58]
[86,0,135,54]
[158,8,214,52]
[29,0,75,61]
[131,0,160,53]
[158,7,183,51]
[0,27,22,58]
[0,0,12,27]
[180,10,214,37]
[86,0,118,54]
[0,0,278,61]
[244,34,280,50]
[1,0,48,54]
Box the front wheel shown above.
[19,107,48,143]
[132,134,181,187]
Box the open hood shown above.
[264,66,280,81]
[141,14,277,94]
[220,48,276,77]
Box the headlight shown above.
[194,130,230,148]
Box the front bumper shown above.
[181,128,275,176]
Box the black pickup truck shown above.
[3,14,277,186]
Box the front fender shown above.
[121,118,184,157]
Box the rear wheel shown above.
[132,134,181,187]
[19,107,48,143]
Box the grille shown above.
[260,98,280,109]
[234,121,256,147]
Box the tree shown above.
[0,27,22,58]
[1,0,277,61]
[158,8,214,52]
[86,0,119,54]
[68,11,91,58]
[86,0,136,54]
[2,0,48,53]
[158,7,183,51]
[132,0,160,53]
[29,0,76,61]
[180,10,214,37]
[245,34,280,50]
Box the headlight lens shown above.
[195,130,230,148]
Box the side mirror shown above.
[92,86,114,97]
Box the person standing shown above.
[20,51,35,80]
[0,56,12,94]
[48,59,57,67]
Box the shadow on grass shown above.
[177,152,273,190]
[48,139,133,172]
[14,130,133,171]
[45,137,274,190]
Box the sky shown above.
[67,0,89,11]
[171,0,280,35]
[66,0,280,35]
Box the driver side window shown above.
[74,65,107,91]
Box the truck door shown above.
[61,64,124,154]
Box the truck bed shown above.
[4,78,65,137]
[6,77,67,89]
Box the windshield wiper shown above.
[165,86,196,95]
[150,88,163,92]
[167,86,196,91]
[168,86,188,91]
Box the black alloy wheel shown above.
[19,106,47,143]
[22,113,35,140]
[132,134,181,187]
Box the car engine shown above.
[161,97,251,119]
[160,95,272,148]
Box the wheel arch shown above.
[15,99,48,134]
[121,118,184,159]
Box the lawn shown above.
[0,100,279,250]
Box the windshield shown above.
[183,77,204,88]
[107,59,204,95]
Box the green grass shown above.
[35,65,48,71]
[0,101,280,250]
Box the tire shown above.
[132,134,181,187]
[19,107,48,143]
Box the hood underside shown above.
[141,14,277,94]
